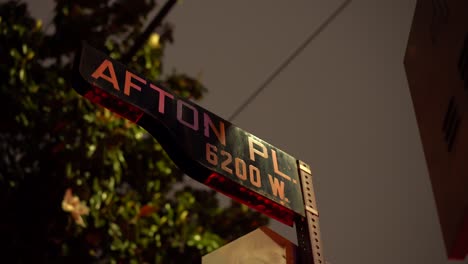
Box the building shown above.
[404,0,468,260]
[202,226,296,264]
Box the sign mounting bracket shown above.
[295,160,325,264]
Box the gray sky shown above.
[25,0,468,263]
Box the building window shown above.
[442,96,460,151]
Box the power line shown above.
[228,0,352,121]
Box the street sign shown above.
[72,43,305,225]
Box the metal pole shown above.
[122,0,177,64]
[295,160,325,264]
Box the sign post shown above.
[72,42,325,263]
[295,161,324,264]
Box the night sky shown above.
[24,0,468,263]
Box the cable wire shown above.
[228,0,352,121]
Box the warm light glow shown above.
[149,33,160,48]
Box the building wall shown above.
[404,0,468,259]
[202,227,295,264]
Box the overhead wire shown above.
[228,0,352,121]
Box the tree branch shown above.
[121,0,177,64]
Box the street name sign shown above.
[72,43,305,225]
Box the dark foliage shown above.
[0,1,268,263]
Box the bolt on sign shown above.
[72,43,305,225]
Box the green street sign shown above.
[72,43,305,225]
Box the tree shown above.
[0,1,268,263]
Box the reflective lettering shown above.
[150,83,174,114]
[268,174,285,200]
[203,113,226,146]
[271,149,291,181]
[248,137,268,161]
[91,59,119,91]
[177,100,199,131]
[124,70,146,96]
[249,165,262,187]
